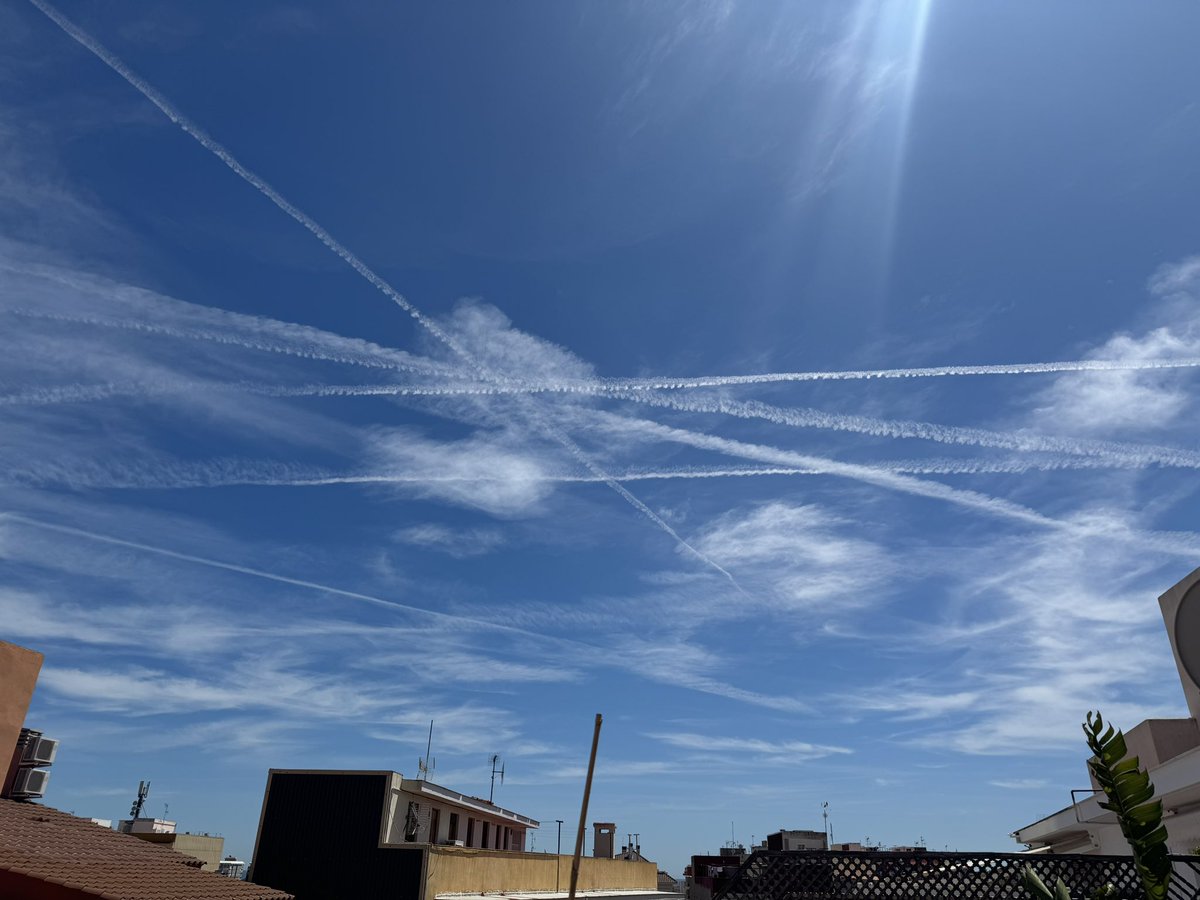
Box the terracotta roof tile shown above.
[0,799,292,900]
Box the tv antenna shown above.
[489,754,505,803]
[418,720,436,781]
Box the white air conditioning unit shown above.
[1160,565,1200,721]
[12,768,50,799]
[442,839,465,847]
[21,736,59,767]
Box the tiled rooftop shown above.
[0,798,292,899]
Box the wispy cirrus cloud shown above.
[646,732,852,760]
[392,523,507,558]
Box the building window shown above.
[482,822,490,850]
[467,818,475,847]
[429,807,440,844]
[449,813,459,842]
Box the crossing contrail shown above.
[590,410,1200,558]
[2,258,456,377]
[9,374,1199,477]
[606,390,1200,471]
[27,0,742,591]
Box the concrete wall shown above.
[0,641,43,798]
[424,847,656,898]
[169,834,225,871]
[133,832,225,871]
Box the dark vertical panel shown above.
[250,772,424,900]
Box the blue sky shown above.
[4,0,1200,874]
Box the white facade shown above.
[383,775,538,851]
[1013,566,1200,864]
[217,857,247,879]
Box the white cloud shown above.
[367,428,559,517]
[440,300,594,383]
[392,523,506,558]
[694,502,894,611]
[989,778,1049,790]
[837,516,1187,754]
[1029,256,1200,436]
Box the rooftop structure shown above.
[766,829,827,852]
[0,797,291,900]
[249,769,660,900]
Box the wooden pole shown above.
[568,713,602,900]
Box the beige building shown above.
[0,640,46,800]
[128,827,227,872]
[389,775,536,850]
[1013,565,1200,862]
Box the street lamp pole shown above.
[556,819,564,891]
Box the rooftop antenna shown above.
[823,802,830,847]
[489,754,505,803]
[163,803,169,820]
[130,781,150,820]
[418,720,436,781]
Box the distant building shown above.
[119,816,177,834]
[685,849,747,900]
[249,770,660,900]
[766,829,827,851]
[1013,566,1200,857]
[114,814,227,870]
[219,856,249,879]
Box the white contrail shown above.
[0,511,798,710]
[27,0,741,590]
[607,390,1200,471]
[591,411,1200,558]
[2,257,456,377]
[1,511,540,639]
[24,0,475,364]
[0,453,1149,492]
[17,290,1200,393]
[6,308,453,378]
[585,356,1200,390]
[595,412,1055,528]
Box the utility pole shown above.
[556,820,564,891]
[569,714,602,900]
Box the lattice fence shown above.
[714,851,1200,900]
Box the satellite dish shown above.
[1175,581,1200,685]
[1159,567,1200,721]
